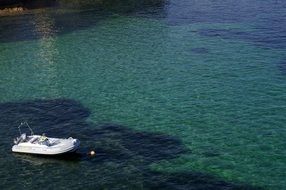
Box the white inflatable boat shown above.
[12,122,80,155]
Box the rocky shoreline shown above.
[0,6,26,15]
[0,0,165,16]
[0,0,57,15]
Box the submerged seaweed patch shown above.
[198,28,286,49]
[0,99,263,189]
[191,47,209,54]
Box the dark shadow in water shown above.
[198,28,286,75]
[278,60,286,75]
[191,47,209,54]
[0,99,263,189]
[198,28,286,49]
[0,0,166,43]
[165,1,286,50]
[144,171,263,190]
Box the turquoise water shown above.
[0,0,286,189]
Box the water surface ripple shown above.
[0,0,286,189]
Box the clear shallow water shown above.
[0,0,286,189]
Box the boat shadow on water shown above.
[0,99,264,189]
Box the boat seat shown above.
[29,137,39,143]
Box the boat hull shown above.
[12,137,80,155]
